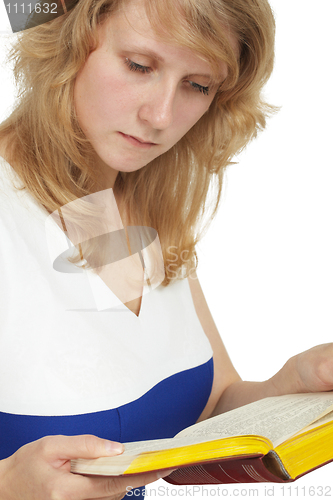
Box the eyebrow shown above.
[133,47,165,63]
[123,45,220,82]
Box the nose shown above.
[138,80,176,130]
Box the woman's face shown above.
[74,0,231,188]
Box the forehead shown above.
[100,0,239,82]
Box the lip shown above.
[119,132,157,148]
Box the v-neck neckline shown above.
[123,294,144,318]
[0,156,149,319]
[85,266,148,319]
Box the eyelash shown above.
[124,58,210,96]
[125,58,151,74]
[189,82,210,96]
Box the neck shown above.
[92,152,119,191]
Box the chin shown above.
[106,156,151,172]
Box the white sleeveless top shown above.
[0,156,213,417]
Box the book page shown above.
[122,434,228,455]
[291,409,333,438]
[71,394,333,475]
[122,394,333,455]
[176,393,333,448]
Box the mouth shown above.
[119,132,157,148]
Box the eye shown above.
[188,81,210,96]
[125,58,151,74]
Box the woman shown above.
[0,0,333,499]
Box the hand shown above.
[271,343,333,395]
[0,434,172,500]
[292,343,333,393]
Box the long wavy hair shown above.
[0,0,276,285]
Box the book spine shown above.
[164,455,292,485]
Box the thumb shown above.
[43,434,124,461]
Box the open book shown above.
[71,393,333,484]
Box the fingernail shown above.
[105,440,124,454]
[157,468,177,479]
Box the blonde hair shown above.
[0,0,276,285]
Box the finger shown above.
[64,468,170,499]
[40,434,124,461]
[92,494,126,500]
[104,469,178,492]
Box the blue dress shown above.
[0,156,214,498]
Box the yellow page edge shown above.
[125,436,273,474]
[276,420,333,479]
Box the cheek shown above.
[74,54,131,132]
[175,102,211,139]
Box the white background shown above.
[1,0,333,498]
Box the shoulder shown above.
[0,153,32,238]
[0,134,21,191]
[0,134,26,196]
[0,155,14,196]
[0,153,21,202]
